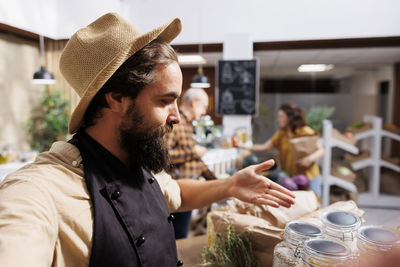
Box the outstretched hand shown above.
[228,159,296,208]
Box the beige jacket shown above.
[0,141,181,267]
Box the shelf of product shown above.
[347,115,400,208]
[344,149,370,163]
[383,123,400,135]
[330,165,356,183]
[201,148,247,178]
[346,122,372,134]
[321,120,359,207]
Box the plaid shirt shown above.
[165,111,216,180]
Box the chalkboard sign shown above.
[216,59,259,115]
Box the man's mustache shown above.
[160,123,174,136]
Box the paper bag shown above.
[208,191,320,267]
[227,191,320,228]
[289,135,319,159]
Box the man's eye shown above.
[162,99,173,105]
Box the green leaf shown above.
[306,106,335,133]
[26,89,70,152]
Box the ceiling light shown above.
[32,66,56,84]
[178,54,206,65]
[297,64,334,72]
[32,35,56,85]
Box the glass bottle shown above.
[302,239,352,267]
[273,221,323,267]
[322,211,361,254]
[356,225,400,267]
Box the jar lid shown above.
[284,221,323,247]
[322,211,361,230]
[357,226,400,248]
[303,239,351,264]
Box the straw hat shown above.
[60,13,182,134]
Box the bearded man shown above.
[0,13,295,267]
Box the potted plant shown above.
[306,105,335,133]
[26,89,70,152]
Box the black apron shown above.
[69,130,181,267]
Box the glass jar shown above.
[322,211,361,254]
[356,225,400,267]
[302,239,352,267]
[273,221,323,267]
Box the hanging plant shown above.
[26,89,70,152]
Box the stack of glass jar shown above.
[272,210,400,266]
[273,221,323,267]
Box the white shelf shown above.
[382,130,400,142]
[350,158,374,171]
[358,193,400,208]
[350,158,400,172]
[328,175,357,192]
[354,129,374,140]
[345,115,400,209]
[322,116,400,208]
[321,120,360,207]
[380,160,400,173]
[332,139,359,154]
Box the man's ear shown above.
[189,99,197,109]
[105,92,124,113]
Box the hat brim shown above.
[68,18,182,134]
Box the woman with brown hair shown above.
[248,103,324,195]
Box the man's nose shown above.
[167,102,180,125]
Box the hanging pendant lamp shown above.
[190,42,210,88]
[190,66,210,88]
[32,35,56,85]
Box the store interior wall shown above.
[0,33,42,150]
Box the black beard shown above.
[119,103,173,174]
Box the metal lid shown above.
[284,221,323,247]
[286,221,323,236]
[358,226,400,246]
[303,239,351,263]
[322,211,361,230]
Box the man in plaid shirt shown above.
[165,88,216,239]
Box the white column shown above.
[222,33,253,138]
